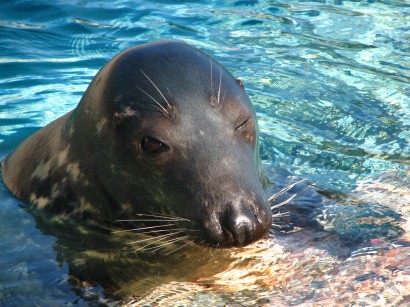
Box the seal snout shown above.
[217,199,272,247]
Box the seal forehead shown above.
[111,41,227,90]
[101,40,247,123]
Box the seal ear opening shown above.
[236,79,245,89]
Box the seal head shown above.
[2,41,271,247]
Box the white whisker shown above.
[117,219,186,222]
[268,179,305,203]
[270,222,287,229]
[137,213,190,221]
[218,66,222,104]
[134,232,185,252]
[137,86,169,115]
[271,193,297,210]
[140,69,172,110]
[118,227,191,236]
[112,223,178,234]
[272,212,290,218]
[164,242,191,256]
[128,231,184,245]
[146,236,190,253]
[135,213,191,222]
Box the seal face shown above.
[2,40,272,247]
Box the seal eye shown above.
[235,117,255,146]
[141,137,169,154]
[235,118,249,131]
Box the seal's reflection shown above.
[27,206,235,299]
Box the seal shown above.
[1,40,272,247]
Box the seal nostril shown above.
[232,215,254,246]
[221,204,261,247]
[201,198,272,248]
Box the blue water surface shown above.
[0,0,409,306]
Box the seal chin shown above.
[201,200,272,248]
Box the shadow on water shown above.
[266,167,404,249]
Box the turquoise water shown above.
[0,0,409,306]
